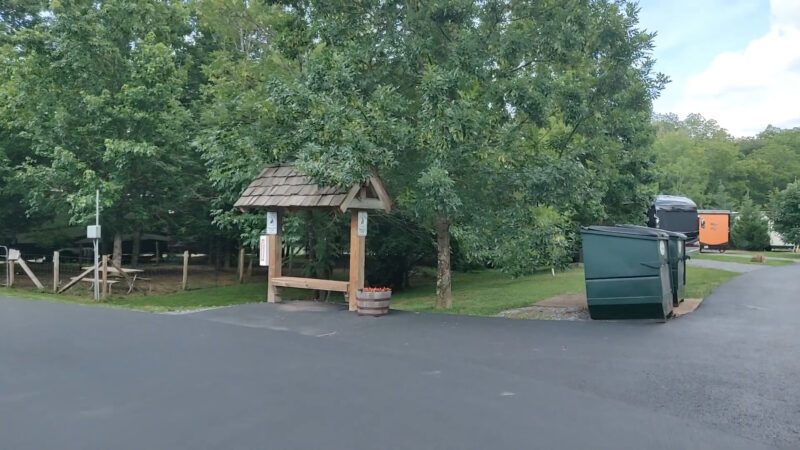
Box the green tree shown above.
[3,0,203,264]
[771,182,800,246]
[194,0,310,252]
[195,0,663,308]
[269,0,663,308]
[731,195,769,251]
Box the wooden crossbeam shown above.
[58,263,97,293]
[270,276,349,293]
[15,258,44,290]
[109,258,134,293]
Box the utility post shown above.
[86,190,102,301]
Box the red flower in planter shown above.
[361,286,391,292]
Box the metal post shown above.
[93,190,100,301]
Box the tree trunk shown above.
[214,238,222,270]
[435,215,452,309]
[131,229,142,267]
[223,240,231,270]
[113,231,123,268]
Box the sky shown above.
[637,0,800,136]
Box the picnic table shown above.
[80,266,147,294]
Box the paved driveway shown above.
[2,264,799,450]
[687,258,765,272]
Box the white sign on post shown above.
[259,235,269,266]
[86,225,101,239]
[266,212,278,235]
[8,249,20,261]
[357,211,368,237]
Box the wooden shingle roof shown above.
[235,164,392,212]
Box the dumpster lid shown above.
[581,225,668,239]
[616,224,687,240]
[652,195,697,212]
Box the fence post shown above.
[101,254,108,300]
[182,250,189,290]
[238,247,245,283]
[8,260,14,287]
[53,251,60,293]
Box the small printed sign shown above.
[86,225,102,239]
[357,211,368,237]
[266,212,278,235]
[259,235,269,266]
[8,249,20,261]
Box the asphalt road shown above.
[2,264,799,449]
[687,258,765,272]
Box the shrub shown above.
[771,181,800,246]
[731,195,770,250]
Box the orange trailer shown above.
[698,210,731,252]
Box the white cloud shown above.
[674,0,800,136]
[771,0,800,27]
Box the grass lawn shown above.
[0,284,315,313]
[1,265,738,316]
[726,250,800,259]
[690,253,794,266]
[391,268,587,316]
[684,266,739,298]
[391,265,738,315]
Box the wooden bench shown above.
[270,276,349,293]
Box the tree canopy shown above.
[22,1,800,307]
[772,182,800,246]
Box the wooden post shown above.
[237,247,245,283]
[8,260,14,287]
[16,258,44,290]
[101,255,108,300]
[154,240,160,266]
[267,212,282,303]
[348,210,366,311]
[53,251,60,293]
[182,250,189,291]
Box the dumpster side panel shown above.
[586,275,668,320]
[582,233,664,279]
[668,237,687,306]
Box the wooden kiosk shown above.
[234,164,392,311]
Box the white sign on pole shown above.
[266,212,278,235]
[8,249,20,261]
[86,225,101,239]
[259,235,269,266]
[357,211,368,237]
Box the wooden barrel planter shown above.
[356,288,392,316]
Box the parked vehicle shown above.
[767,217,796,251]
[698,210,731,252]
[648,195,699,242]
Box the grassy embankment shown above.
[1,266,738,315]
[690,253,794,266]
[726,250,800,259]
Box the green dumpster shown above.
[618,225,687,307]
[581,226,673,320]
